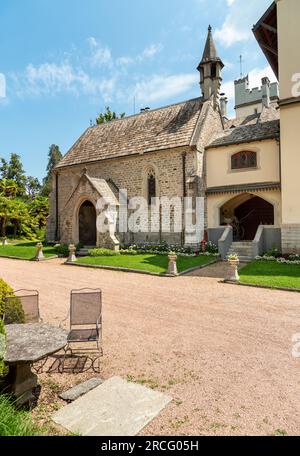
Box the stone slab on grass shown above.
[53,376,172,436]
[59,378,103,402]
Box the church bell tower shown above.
[197,25,224,106]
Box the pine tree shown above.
[41,144,63,196]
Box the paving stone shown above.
[53,376,172,436]
[59,378,103,402]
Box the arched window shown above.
[147,169,156,205]
[231,151,257,170]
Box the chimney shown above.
[261,77,270,108]
[220,96,228,118]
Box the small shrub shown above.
[0,278,13,317]
[205,241,218,254]
[0,319,7,378]
[0,278,25,325]
[265,246,281,258]
[120,249,138,255]
[88,248,120,257]
[55,242,83,258]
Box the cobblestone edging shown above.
[0,255,59,261]
[64,258,220,278]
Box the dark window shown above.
[148,173,156,205]
[211,64,217,78]
[231,151,257,170]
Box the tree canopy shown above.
[95,106,125,125]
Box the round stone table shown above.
[4,324,68,406]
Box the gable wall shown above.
[51,146,198,246]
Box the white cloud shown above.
[215,0,271,47]
[10,39,165,102]
[88,37,113,67]
[140,44,163,60]
[132,73,198,104]
[12,61,116,102]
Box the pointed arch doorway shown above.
[79,201,97,246]
[220,194,274,241]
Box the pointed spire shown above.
[197,25,223,70]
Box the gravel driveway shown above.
[1,257,300,436]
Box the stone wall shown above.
[282,225,300,254]
[48,146,197,247]
[47,101,224,248]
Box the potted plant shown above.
[168,251,177,261]
[227,252,239,265]
[167,251,178,276]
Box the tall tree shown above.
[0,154,26,196]
[26,176,41,199]
[95,106,125,125]
[41,144,62,197]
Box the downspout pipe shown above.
[55,172,59,242]
[182,152,187,246]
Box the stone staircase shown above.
[227,241,255,262]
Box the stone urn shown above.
[167,253,178,276]
[226,256,240,282]
[35,242,45,261]
[68,244,77,263]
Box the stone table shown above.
[4,323,68,406]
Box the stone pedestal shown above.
[167,254,178,276]
[68,244,77,262]
[225,260,240,282]
[8,363,37,406]
[35,242,45,261]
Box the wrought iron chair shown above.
[59,288,103,373]
[4,289,42,324]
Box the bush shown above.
[0,278,25,325]
[205,241,219,254]
[265,246,281,258]
[55,242,83,258]
[88,248,120,257]
[0,319,7,378]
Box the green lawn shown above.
[0,241,58,260]
[240,260,300,290]
[77,254,216,274]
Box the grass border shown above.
[223,280,300,294]
[64,258,219,277]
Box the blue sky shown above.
[0,0,275,180]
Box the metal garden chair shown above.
[4,289,42,324]
[59,288,103,373]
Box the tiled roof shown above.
[57,98,203,168]
[207,107,280,149]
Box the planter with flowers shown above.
[167,251,178,276]
[226,253,240,282]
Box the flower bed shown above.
[255,254,300,265]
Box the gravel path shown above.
[1,257,300,436]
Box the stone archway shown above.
[78,200,97,246]
[220,193,274,241]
